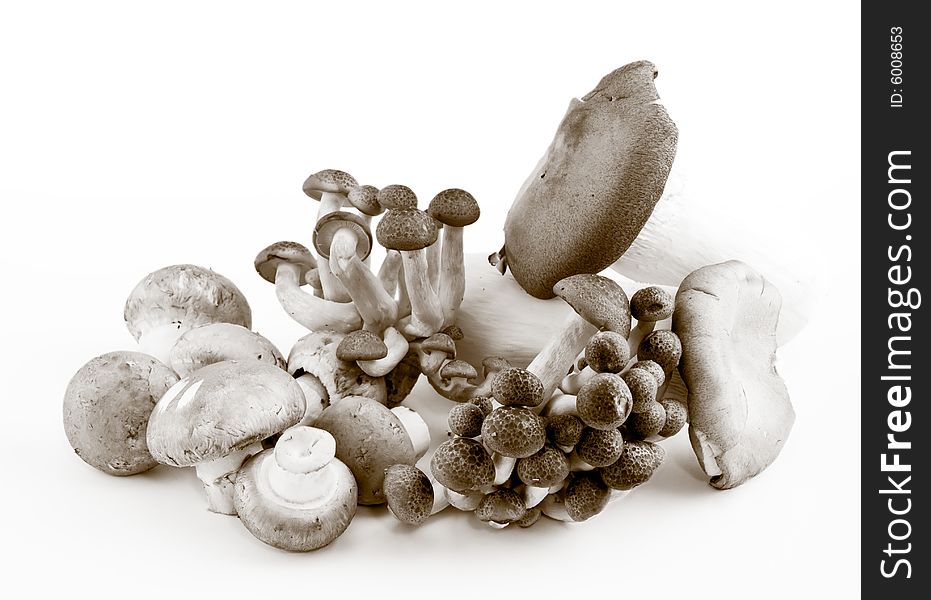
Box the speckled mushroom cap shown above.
[336,329,388,362]
[124,264,252,342]
[302,169,358,200]
[312,211,373,260]
[347,184,384,216]
[63,351,179,476]
[376,184,418,210]
[254,241,316,284]
[314,396,418,505]
[287,330,386,405]
[146,360,305,467]
[427,188,481,227]
[552,273,631,337]
[630,286,675,322]
[502,61,678,298]
[383,464,434,525]
[375,208,438,251]
[168,323,285,378]
[440,359,478,380]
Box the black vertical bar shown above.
[862,1,926,595]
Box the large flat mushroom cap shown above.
[124,264,252,341]
[673,260,795,489]
[502,61,678,298]
[553,273,631,337]
[146,360,305,467]
[287,331,387,405]
[168,323,286,378]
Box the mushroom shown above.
[491,367,545,408]
[123,264,252,365]
[627,286,675,355]
[428,359,479,402]
[168,323,285,378]
[575,372,633,431]
[475,488,526,528]
[382,350,423,408]
[254,241,362,333]
[63,351,179,476]
[411,332,456,376]
[146,360,306,514]
[481,406,546,458]
[288,330,387,406]
[302,168,358,302]
[376,208,443,338]
[673,260,795,489]
[234,426,357,551]
[431,437,496,493]
[585,331,631,374]
[575,427,624,467]
[427,188,481,327]
[563,471,611,522]
[376,184,419,210]
[597,439,665,491]
[347,184,384,221]
[383,464,434,526]
[314,396,430,505]
[357,327,410,378]
[447,403,485,437]
[336,329,388,362]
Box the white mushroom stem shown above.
[194,441,263,515]
[273,262,362,333]
[396,260,412,319]
[378,250,402,296]
[426,235,442,293]
[330,234,398,332]
[294,374,329,427]
[540,492,573,522]
[523,485,550,509]
[541,393,578,417]
[398,250,444,338]
[445,487,483,511]
[427,369,478,403]
[390,406,430,460]
[429,477,451,515]
[136,323,185,366]
[527,312,598,411]
[357,327,409,377]
[438,225,465,327]
[264,427,338,506]
[493,454,517,485]
[560,366,597,396]
[628,320,656,356]
[567,451,595,472]
[315,193,351,302]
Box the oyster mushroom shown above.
[234,426,357,551]
[673,260,795,489]
[146,360,305,514]
[168,323,285,377]
[123,264,252,365]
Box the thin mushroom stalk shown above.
[399,249,444,338]
[329,228,398,332]
[426,229,442,293]
[438,224,465,327]
[528,311,598,407]
[378,250,402,297]
[312,183,353,303]
[275,262,362,333]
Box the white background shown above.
[0,1,860,598]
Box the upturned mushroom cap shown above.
[502,61,677,298]
[673,260,795,489]
[384,464,434,525]
[146,360,305,467]
[313,211,373,261]
[63,351,179,476]
[168,323,285,378]
[288,330,387,406]
[336,329,388,362]
[124,264,252,341]
[553,274,631,337]
[427,188,480,227]
[348,184,384,216]
[302,169,358,200]
[254,241,316,284]
[314,396,419,505]
[630,286,675,322]
[376,184,418,210]
[375,208,438,251]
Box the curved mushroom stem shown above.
[560,366,597,396]
[194,442,264,515]
[527,312,598,411]
[628,320,656,356]
[315,192,351,302]
[378,250,402,297]
[411,340,454,377]
[357,327,409,377]
[264,426,339,506]
[390,406,430,460]
[398,249,444,338]
[274,262,362,333]
[438,225,465,328]
[429,476,452,515]
[330,230,398,332]
[493,454,517,485]
[136,323,185,366]
[427,369,478,403]
[426,233,442,293]
[396,260,412,320]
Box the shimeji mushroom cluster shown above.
[61,167,692,551]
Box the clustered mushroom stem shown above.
[265,427,338,506]
[390,406,430,459]
[628,320,656,356]
[136,323,185,366]
[438,225,465,328]
[396,260,412,319]
[194,442,264,515]
[426,235,442,293]
[378,250,402,296]
[330,232,398,332]
[274,262,362,333]
[527,312,599,410]
[315,192,352,302]
[398,250,444,338]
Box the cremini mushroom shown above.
[673,260,795,489]
[123,264,252,365]
[146,360,305,514]
[302,168,358,302]
[63,351,179,476]
[315,396,430,505]
[288,330,387,406]
[254,241,362,333]
[427,188,481,327]
[234,426,356,551]
[168,323,285,378]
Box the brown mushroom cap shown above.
[422,332,456,356]
[575,372,632,430]
[630,286,675,322]
[254,241,316,284]
[440,359,478,380]
[376,184,418,210]
[501,61,678,299]
[348,184,384,216]
[146,360,305,467]
[481,406,546,458]
[302,169,358,200]
[553,274,631,337]
[314,396,418,505]
[288,330,386,406]
[564,471,611,521]
[168,323,285,378]
[622,368,660,413]
[124,264,252,341]
[336,330,388,362]
[637,330,682,374]
[430,437,495,492]
[673,260,794,489]
[585,331,631,374]
[383,464,434,525]
[427,188,480,227]
[475,488,526,525]
[313,211,373,261]
[63,351,179,476]
[492,367,545,408]
[375,208,438,251]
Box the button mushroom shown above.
[146,360,306,514]
[123,264,252,365]
[63,351,179,476]
[168,323,285,378]
[673,260,795,489]
[234,426,357,551]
